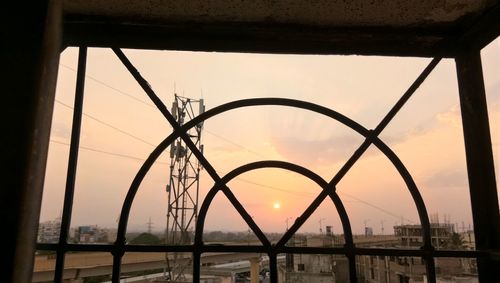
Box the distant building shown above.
[37,218,117,244]
[282,234,349,282]
[281,233,402,282]
[37,217,61,243]
[365,227,373,236]
[356,255,477,283]
[356,224,477,282]
[394,223,454,248]
[325,226,333,236]
[461,230,475,250]
[75,225,116,243]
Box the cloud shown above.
[271,135,364,166]
[436,105,462,129]
[51,122,71,140]
[423,169,468,188]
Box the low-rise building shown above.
[37,217,61,243]
[394,223,454,248]
[75,225,116,243]
[281,234,349,283]
[356,224,477,282]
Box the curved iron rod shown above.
[114,97,433,282]
[187,98,431,249]
[274,188,354,249]
[194,161,354,250]
[115,98,369,247]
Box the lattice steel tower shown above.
[165,94,204,282]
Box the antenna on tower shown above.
[319,218,325,234]
[147,217,154,234]
[164,94,205,282]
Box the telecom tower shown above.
[165,94,205,282]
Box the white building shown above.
[37,217,61,243]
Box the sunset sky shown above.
[40,38,499,238]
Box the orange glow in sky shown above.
[40,39,500,234]
[273,202,281,209]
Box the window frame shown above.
[34,11,500,282]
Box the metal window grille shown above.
[35,46,497,283]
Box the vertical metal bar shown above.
[269,252,278,283]
[111,252,123,283]
[348,254,357,283]
[54,46,87,283]
[193,251,201,282]
[456,49,500,282]
[425,255,436,283]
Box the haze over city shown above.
[40,38,499,236]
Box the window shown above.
[34,45,497,283]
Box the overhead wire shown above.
[50,139,169,165]
[231,174,414,223]
[60,64,154,108]
[55,99,157,147]
[57,61,416,224]
[60,63,263,157]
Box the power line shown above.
[53,133,411,223]
[60,63,262,158]
[56,99,268,191]
[230,176,313,197]
[232,174,414,223]
[204,130,267,159]
[55,99,158,147]
[50,139,169,165]
[60,64,154,108]
[58,62,414,225]
[337,190,415,223]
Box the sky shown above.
[40,38,499,238]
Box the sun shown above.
[273,202,281,209]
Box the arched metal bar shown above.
[193,167,275,247]
[113,48,226,283]
[116,98,370,247]
[185,98,432,248]
[276,187,354,248]
[370,137,435,277]
[326,190,358,282]
[323,57,440,283]
[194,160,355,283]
[116,97,433,282]
[325,58,440,248]
[194,161,353,247]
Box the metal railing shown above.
[36,47,492,283]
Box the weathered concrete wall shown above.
[64,0,494,28]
